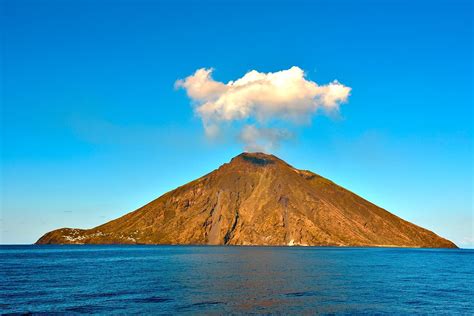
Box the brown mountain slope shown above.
[36,152,456,248]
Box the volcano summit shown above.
[37,153,456,248]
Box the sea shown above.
[1,245,473,314]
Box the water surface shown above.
[1,245,473,314]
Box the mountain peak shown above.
[231,152,280,166]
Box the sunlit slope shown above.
[37,153,456,248]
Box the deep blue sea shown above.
[1,246,473,314]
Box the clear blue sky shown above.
[1,0,472,246]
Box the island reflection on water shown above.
[1,245,473,314]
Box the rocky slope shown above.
[37,152,456,248]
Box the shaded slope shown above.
[37,153,456,248]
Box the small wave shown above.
[65,304,113,313]
[132,296,173,303]
[285,291,318,297]
[77,290,135,299]
[177,301,224,311]
[192,301,222,306]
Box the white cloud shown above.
[176,66,351,151]
[239,125,293,153]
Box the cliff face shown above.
[37,152,456,248]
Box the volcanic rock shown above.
[37,152,457,248]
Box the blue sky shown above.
[1,0,472,246]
